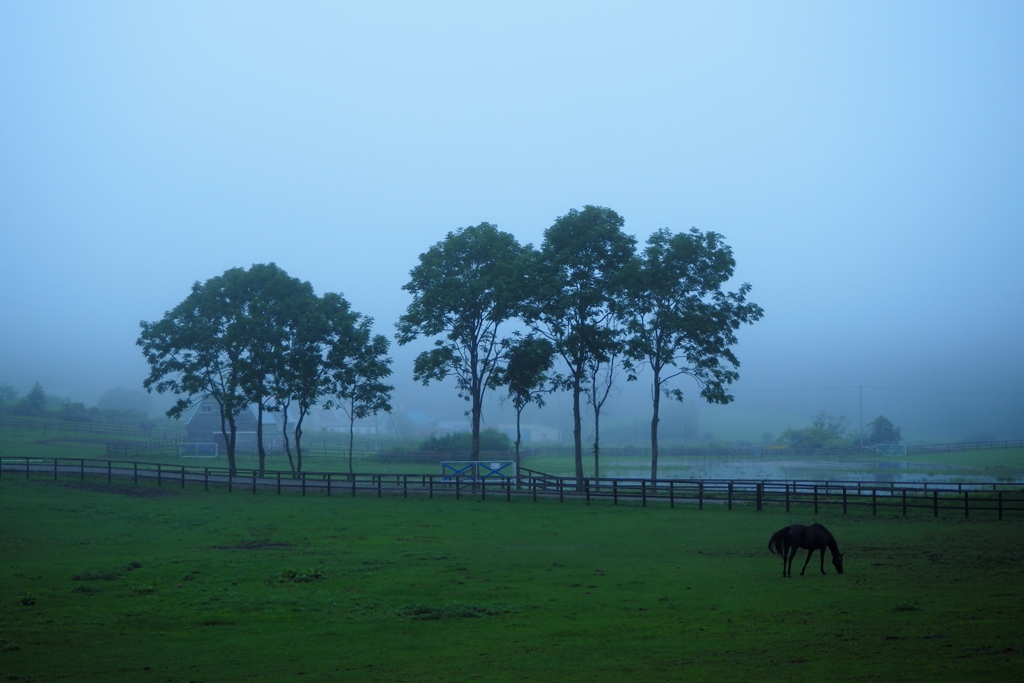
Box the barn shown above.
[183,399,280,455]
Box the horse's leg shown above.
[799,549,814,575]
[819,548,826,574]
[787,546,799,577]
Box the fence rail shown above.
[3,457,1023,519]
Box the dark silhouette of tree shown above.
[21,382,47,416]
[331,316,393,475]
[621,228,763,480]
[397,223,527,462]
[525,206,635,488]
[497,334,555,476]
[140,264,317,475]
[867,415,902,445]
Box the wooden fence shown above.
[3,457,1023,519]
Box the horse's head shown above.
[832,553,845,575]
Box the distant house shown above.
[184,399,279,454]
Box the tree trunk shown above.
[514,404,523,489]
[281,404,296,475]
[256,403,266,476]
[220,409,238,476]
[348,411,356,475]
[572,373,584,490]
[650,368,662,481]
[470,369,482,463]
[294,411,305,476]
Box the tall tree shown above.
[237,264,317,475]
[138,268,252,474]
[497,335,555,478]
[584,333,622,480]
[622,228,763,480]
[396,223,527,462]
[138,263,316,475]
[526,206,636,488]
[330,316,393,475]
[275,292,358,476]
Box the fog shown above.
[2,2,1022,445]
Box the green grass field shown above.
[2,474,1023,682]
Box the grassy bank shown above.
[1,477,1022,681]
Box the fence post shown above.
[252,471,257,494]
[842,487,847,515]
[933,490,938,517]
[756,482,762,511]
[54,459,58,481]
[872,489,876,516]
[205,468,209,492]
[642,480,647,508]
[134,462,138,485]
[80,459,85,482]
[728,482,733,511]
[670,481,675,509]
[964,490,969,519]
[613,480,618,505]
[157,463,161,487]
[785,483,790,513]
[699,481,704,510]
[813,485,818,514]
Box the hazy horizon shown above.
[2,2,1021,445]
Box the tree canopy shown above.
[138,263,391,475]
[621,227,764,479]
[868,415,902,445]
[396,222,527,461]
[524,206,636,487]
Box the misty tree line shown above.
[0,382,154,428]
[775,411,903,449]
[137,205,764,483]
[137,264,392,477]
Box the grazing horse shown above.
[768,523,844,578]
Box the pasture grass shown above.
[1,476,1023,682]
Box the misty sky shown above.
[2,2,1022,443]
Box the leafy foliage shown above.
[525,206,636,486]
[397,223,527,460]
[621,228,763,478]
[868,415,903,444]
[138,263,391,475]
[776,411,852,449]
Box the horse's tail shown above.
[768,527,788,555]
